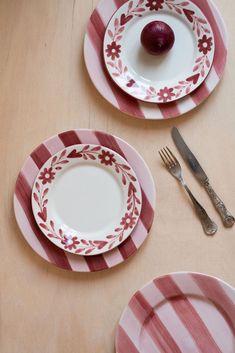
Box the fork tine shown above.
[166,147,179,165]
[163,147,176,165]
[161,148,172,165]
[159,150,169,168]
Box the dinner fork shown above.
[159,147,218,236]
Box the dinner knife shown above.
[171,127,235,228]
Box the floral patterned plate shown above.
[31,144,142,256]
[103,0,215,103]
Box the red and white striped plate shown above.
[84,0,228,119]
[116,272,235,353]
[14,130,155,272]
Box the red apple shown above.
[141,21,175,56]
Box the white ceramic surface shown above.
[104,0,215,103]
[31,144,142,256]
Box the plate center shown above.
[49,163,124,235]
[123,11,196,84]
[139,295,235,352]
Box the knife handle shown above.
[204,182,235,227]
[184,185,218,236]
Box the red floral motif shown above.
[198,35,213,55]
[126,79,136,87]
[64,237,80,250]
[98,150,116,166]
[157,87,175,103]
[105,41,121,60]
[120,213,137,230]
[39,167,55,185]
[146,0,164,11]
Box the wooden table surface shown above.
[0,1,235,352]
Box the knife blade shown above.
[171,127,208,185]
[171,127,235,227]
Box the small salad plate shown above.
[103,0,215,103]
[31,144,142,256]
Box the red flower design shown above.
[198,35,213,55]
[39,167,55,185]
[120,213,136,230]
[98,150,116,166]
[127,79,136,87]
[146,0,164,11]
[64,237,80,250]
[157,87,175,103]
[105,41,121,60]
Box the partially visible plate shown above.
[116,272,235,353]
[31,144,142,256]
[104,0,215,103]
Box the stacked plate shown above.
[14,130,156,272]
[84,0,228,119]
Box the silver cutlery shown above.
[172,127,235,228]
[159,147,218,236]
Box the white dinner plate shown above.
[31,144,142,256]
[104,0,215,103]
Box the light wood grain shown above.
[0,1,235,352]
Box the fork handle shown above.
[184,185,218,236]
[204,181,235,228]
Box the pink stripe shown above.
[30,144,51,169]
[95,130,126,158]
[115,137,155,205]
[191,274,235,335]
[130,292,182,353]
[190,81,210,105]
[119,307,143,349]
[76,130,101,145]
[84,255,109,272]
[116,326,140,353]
[21,158,39,187]
[140,189,154,231]
[14,197,48,259]
[118,236,137,260]
[66,253,90,272]
[208,1,227,46]
[130,221,147,248]
[191,0,227,77]
[15,173,72,270]
[44,137,65,155]
[114,0,128,7]
[158,102,181,120]
[103,246,124,267]
[84,36,119,107]
[88,9,145,119]
[58,130,82,146]
[155,276,223,353]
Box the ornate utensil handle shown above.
[204,181,235,227]
[184,185,218,235]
